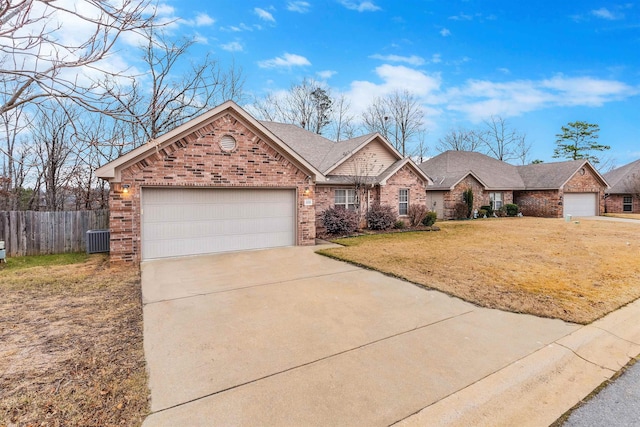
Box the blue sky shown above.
[153,0,640,166]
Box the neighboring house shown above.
[96,101,430,263]
[603,159,640,214]
[419,151,608,219]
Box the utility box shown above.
[86,230,110,254]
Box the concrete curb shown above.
[396,299,640,427]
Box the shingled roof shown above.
[258,121,435,186]
[418,151,607,191]
[603,159,640,194]
[419,151,525,190]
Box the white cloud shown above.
[339,1,381,12]
[254,7,275,22]
[287,1,310,13]
[448,13,473,21]
[446,75,637,122]
[497,67,511,74]
[223,23,254,32]
[221,41,243,52]
[346,65,442,118]
[258,52,311,68]
[195,13,215,26]
[317,70,337,79]
[369,54,425,66]
[591,7,622,20]
[440,28,451,37]
[431,54,442,64]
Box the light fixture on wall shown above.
[304,186,310,195]
[122,184,130,194]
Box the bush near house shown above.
[422,211,437,226]
[393,220,406,229]
[407,204,429,227]
[365,203,396,230]
[322,206,360,235]
[453,202,469,220]
[505,203,520,216]
[480,205,493,216]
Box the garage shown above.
[564,193,597,217]
[141,188,296,260]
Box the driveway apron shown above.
[140,244,580,426]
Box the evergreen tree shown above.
[553,121,609,164]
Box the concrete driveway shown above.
[140,244,640,426]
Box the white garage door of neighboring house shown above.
[141,188,296,260]
[564,193,597,217]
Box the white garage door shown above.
[141,188,296,260]
[564,193,597,217]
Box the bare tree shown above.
[104,27,245,145]
[625,173,640,200]
[31,103,83,210]
[0,96,33,210]
[0,0,156,116]
[330,94,356,141]
[363,90,424,157]
[411,129,430,164]
[479,116,528,162]
[252,78,333,135]
[347,153,385,219]
[436,127,484,152]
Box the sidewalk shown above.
[397,298,640,427]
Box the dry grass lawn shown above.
[319,217,640,324]
[605,213,640,220]
[0,254,148,426]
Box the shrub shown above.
[453,202,468,219]
[393,220,406,229]
[407,204,428,227]
[480,205,493,216]
[365,203,396,230]
[322,206,359,235]
[422,211,437,226]
[505,203,520,217]
[478,209,488,218]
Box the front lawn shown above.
[318,217,640,324]
[0,254,148,426]
[605,213,640,220]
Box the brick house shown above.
[419,151,608,219]
[603,159,640,214]
[96,101,430,263]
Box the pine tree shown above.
[553,121,609,164]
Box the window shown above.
[623,196,633,212]
[399,189,409,216]
[490,192,503,210]
[335,189,357,210]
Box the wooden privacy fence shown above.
[0,210,109,257]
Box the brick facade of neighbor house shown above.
[380,164,429,217]
[515,168,606,218]
[514,190,562,217]
[444,175,485,219]
[108,113,316,263]
[563,168,607,216]
[605,194,640,214]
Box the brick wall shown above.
[314,164,428,232]
[380,164,428,218]
[514,190,562,217]
[109,112,316,263]
[564,168,606,215]
[515,168,605,217]
[605,194,640,213]
[444,175,485,219]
